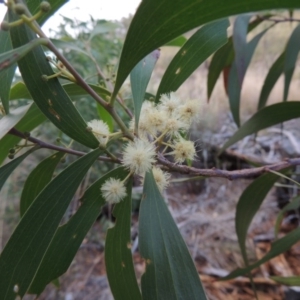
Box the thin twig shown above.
[157,153,300,180]
[9,128,300,180]
[8,128,121,163]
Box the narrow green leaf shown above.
[0,104,32,140]
[270,276,300,286]
[275,196,300,239]
[0,103,46,165]
[221,102,300,151]
[9,82,111,102]
[0,22,14,114]
[0,147,37,192]
[235,172,281,265]
[50,39,91,57]
[269,170,300,188]
[164,36,187,47]
[29,166,122,295]
[20,152,64,217]
[228,28,269,126]
[232,14,252,85]
[257,52,285,110]
[156,19,229,100]
[97,103,114,132]
[63,83,111,100]
[0,0,69,114]
[9,81,113,137]
[130,50,160,131]
[207,42,233,100]
[0,39,47,73]
[113,0,300,98]
[8,11,99,149]
[283,23,300,101]
[9,82,31,100]
[89,21,119,40]
[207,16,267,100]
[105,173,142,300]
[0,148,101,299]
[222,228,300,280]
[139,171,207,300]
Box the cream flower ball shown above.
[122,139,156,174]
[101,178,127,204]
[87,119,110,146]
[171,137,196,163]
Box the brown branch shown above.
[157,153,300,180]
[8,128,121,163]
[8,129,300,180]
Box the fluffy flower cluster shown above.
[101,178,127,204]
[131,93,199,139]
[122,139,156,175]
[170,136,196,163]
[100,93,199,203]
[151,167,170,192]
[87,119,109,146]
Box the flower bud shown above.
[1,21,10,31]
[41,74,48,82]
[9,148,16,154]
[14,3,27,15]
[40,1,51,12]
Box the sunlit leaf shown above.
[9,82,31,100]
[105,172,142,300]
[139,171,207,300]
[156,19,229,100]
[0,148,101,299]
[270,276,300,286]
[221,102,300,151]
[20,152,64,217]
[164,36,187,47]
[130,50,160,132]
[97,103,114,132]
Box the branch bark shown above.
[8,129,300,180]
[8,128,120,163]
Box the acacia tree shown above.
[1,0,300,299]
